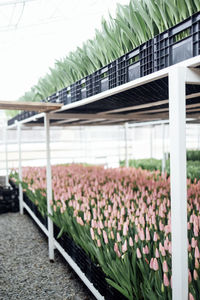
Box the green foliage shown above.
[187,150,200,161]
[13,0,199,113]
[120,153,200,182]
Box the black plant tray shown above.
[53,224,126,300]
[23,194,48,229]
[7,11,200,126]
[9,179,48,228]
[0,185,19,214]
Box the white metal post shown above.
[169,66,187,300]
[150,125,153,158]
[4,126,9,186]
[44,113,54,261]
[17,123,23,214]
[198,125,200,149]
[124,122,129,167]
[161,123,165,175]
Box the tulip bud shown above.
[122,240,128,253]
[153,232,158,242]
[189,293,195,300]
[193,269,198,280]
[153,258,159,271]
[191,237,197,248]
[90,228,95,240]
[162,260,168,273]
[155,248,159,258]
[188,270,192,283]
[129,236,133,247]
[195,246,200,259]
[163,273,169,287]
[195,258,199,269]
[136,248,142,259]
[150,258,154,269]
[135,234,138,243]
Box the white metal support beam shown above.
[44,113,55,261]
[4,126,9,186]
[186,68,200,84]
[150,126,153,158]
[17,122,23,214]
[161,123,165,175]
[124,122,129,167]
[169,66,188,300]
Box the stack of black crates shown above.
[8,12,200,126]
[0,185,19,214]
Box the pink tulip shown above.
[162,260,168,273]
[103,230,108,244]
[195,259,199,269]
[188,270,192,283]
[153,232,158,242]
[153,258,159,271]
[195,246,200,259]
[155,248,159,258]
[122,240,128,253]
[136,248,142,259]
[150,258,154,269]
[97,239,101,247]
[193,269,198,280]
[191,237,197,248]
[117,232,121,242]
[163,273,169,287]
[135,234,138,243]
[129,237,133,247]
[189,293,195,300]
[123,222,128,236]
[145,227,150,241]
[139,229,145,241]
[90,228,95,240]
[145,245,149,254]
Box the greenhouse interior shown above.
[0,1,200,300]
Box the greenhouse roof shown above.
[7,55,200,128]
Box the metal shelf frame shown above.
[6,55,200,300]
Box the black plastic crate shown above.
[23,191,48,228]
[58,87,71,105]
[48,92,60,103]
[86,74,93,98]
[93,61,117,95]
[7,116,16,126]
[71,77,92,103]
[154,12,200,71]
[0,186,19,214]
[117,47,140,85]
[118,39,154,86]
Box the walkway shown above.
[0,213,95,300]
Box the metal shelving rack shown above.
[5,55,200,300]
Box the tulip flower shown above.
[189,293,195,300]
[162,260,168,273]
[136,248,142,259]
[163,273,169,287]
[153,258,159,271]
[14,163,200,300]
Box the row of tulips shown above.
[11,164,200,299]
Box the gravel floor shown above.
[0,213,95,300]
